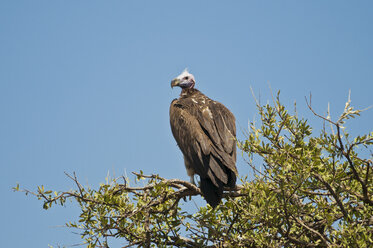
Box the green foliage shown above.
[237,92,373,247]
[15,92,373,247]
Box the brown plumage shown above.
[169,69,237,208]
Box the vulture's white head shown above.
[171,68,195,89]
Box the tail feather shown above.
[200,177,223,208]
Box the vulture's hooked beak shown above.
[171,78,180,88]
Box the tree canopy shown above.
[15,92,373,247]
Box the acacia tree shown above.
[15,93,373,247]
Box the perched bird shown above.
[169,69,238,208]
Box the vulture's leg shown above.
[186,176,196,201]
[190,175,196,185]
[184,157,197,186]
[184,158,197,201]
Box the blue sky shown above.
[1,1,372,247]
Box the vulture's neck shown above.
[180,88,199,98]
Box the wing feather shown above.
[170,92,237,188]
[209,156,228,184]
[208,101,236,155]
[170,100,209,178]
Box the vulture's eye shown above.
[184,76,189,80]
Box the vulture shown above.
[169,69,237,208]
